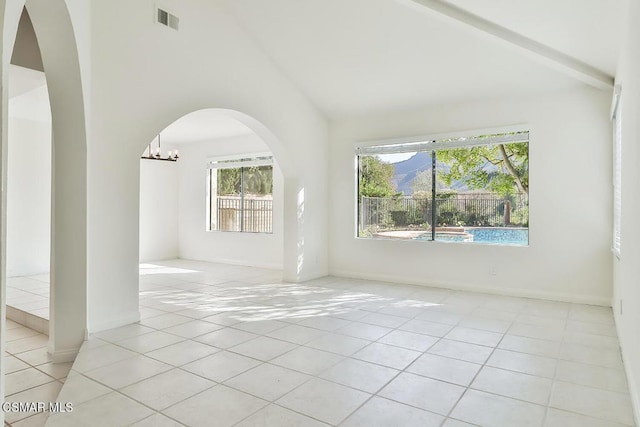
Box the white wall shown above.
[22,0,91,361]
[178,134,284,269]
[6,72,51,277]
[6,115,51,276]
[330,87,612,305]
[139,159,179,262]
[85,0,328,332]
[613,1,640,423]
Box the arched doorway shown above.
[21,0,88,363]
[6,9,52,329]
[138,109,291,275]
[1,1,89,421]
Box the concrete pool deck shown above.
[374,227,471,240]
[373,227,529,245]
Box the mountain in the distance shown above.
[392,152,430,195]
[391,152,504,195]
[392,152,460,195]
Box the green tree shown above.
[437,142,528,196]
[217,166,274,196]
[359,156,396,197]
[217,168,241,195]
[244,166,273,195]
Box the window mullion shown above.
[240,166,245,232]
[431,150,436,241]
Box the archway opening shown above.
[2,1,88,421]
[138,109,286,295]
[2,7,67,425]
[6,8,52,334]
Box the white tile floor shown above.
[6,275,50,320]
[4,319,71,427]
[26,260,638,426]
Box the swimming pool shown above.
[467,227,528,245]
[415,227,528,246]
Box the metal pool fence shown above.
[359,193,528,230]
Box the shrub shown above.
[510,206,529,226]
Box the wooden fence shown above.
[216,196,273,233]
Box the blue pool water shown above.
[416,227,528,246]
[467,228,528,246]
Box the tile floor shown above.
[6,275,50,320]
[4,319,71,426]
[18,260,639,426]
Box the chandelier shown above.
[141,134,179,162]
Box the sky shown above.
[378,152,415,164]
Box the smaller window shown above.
[207,156,273,233]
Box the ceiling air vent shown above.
[157,8,179,30]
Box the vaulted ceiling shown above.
[442,0,623,76]
[226,0,626,119]
[10,1,628,142]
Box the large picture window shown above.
[356,131,529,246]
[207,156,273,233]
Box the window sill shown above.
[207,229,273,235]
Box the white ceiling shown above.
[8,2,627,138]
[158,110,254,145]
[226,0,625,119]
[442,0,625,76]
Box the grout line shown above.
[541,310,569,425]
[38,264,630,427]
[438,315,514,424]
[2,329,64,426]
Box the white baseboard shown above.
[6,306,49,335]
[87,310,141,334]
[295,270,330,283]
[624,362,640,427]
[614,306,640,427]
[178,256,282,271]
[139,254,179,263]
[330,269,612,306]
[47,346,81,363]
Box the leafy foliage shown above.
[359,156,397,197]
[510,206,529,227]
[217,166,273,196]
[217,168,241,195]
[437,142,528,197]
[244,166,273,195]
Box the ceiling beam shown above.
[399,0,614,90]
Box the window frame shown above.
[206,153,274,234]
[353,125,530,246]
[611,86,622,259]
